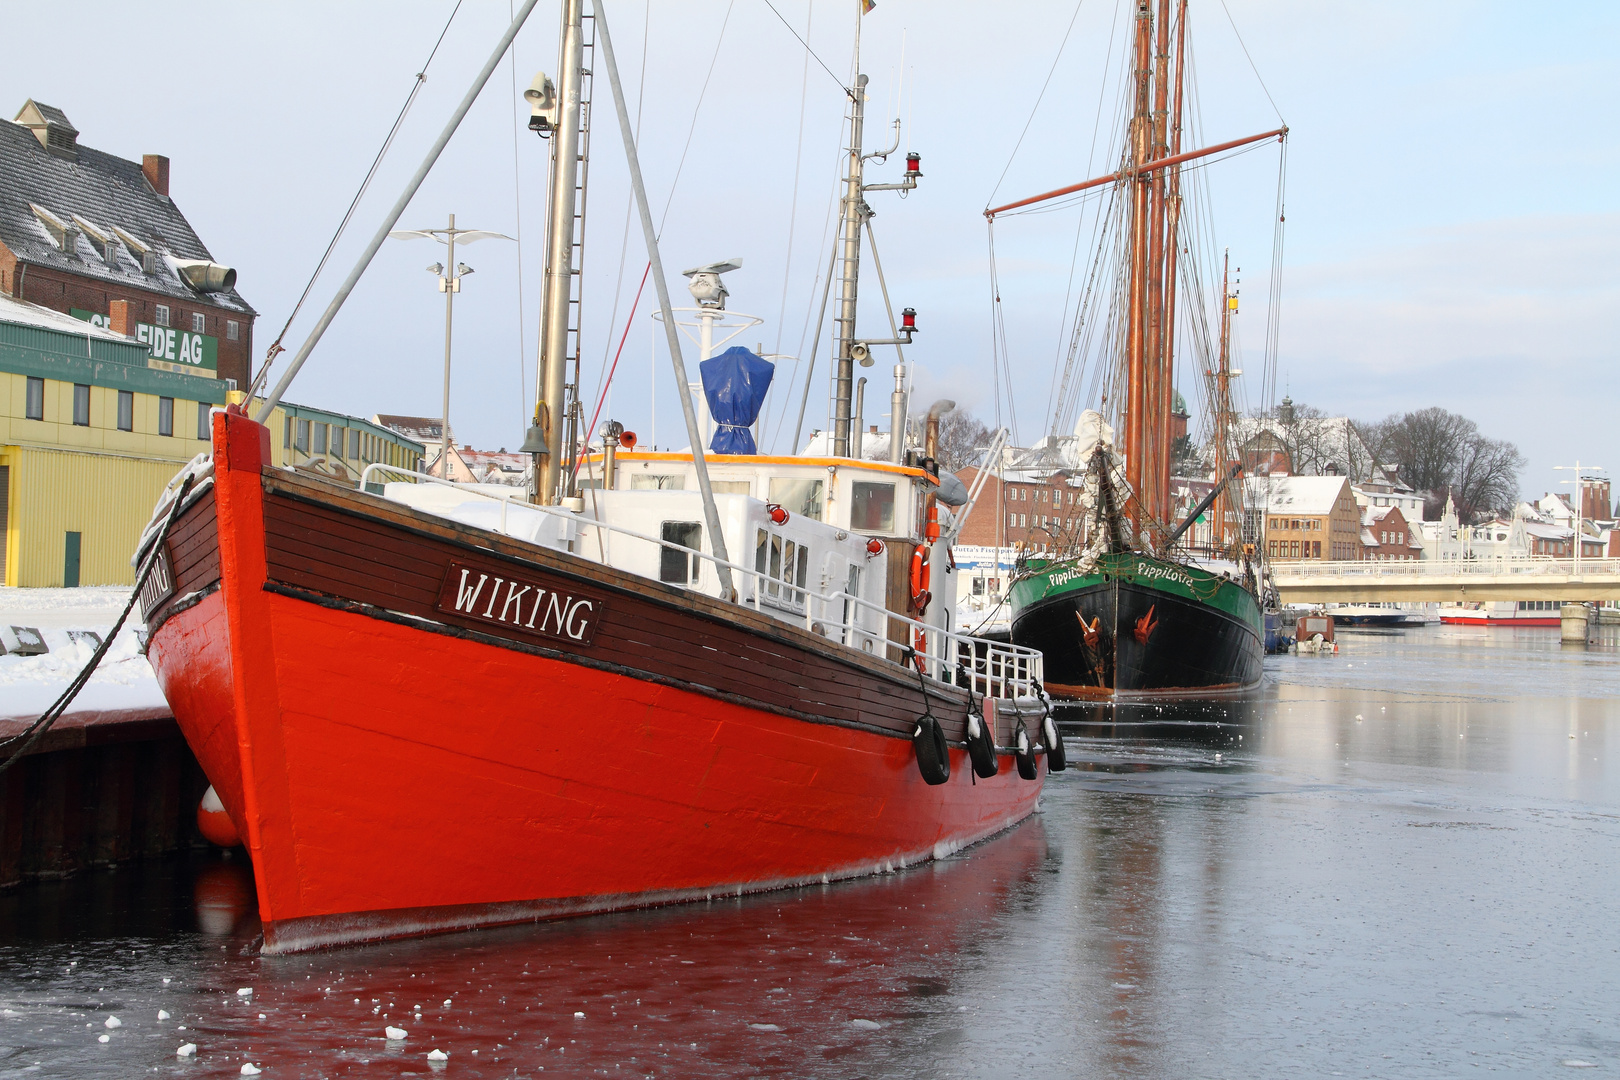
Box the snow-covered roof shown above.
[1246,475,1351,516]
[1523,521,1574,540]
[1360,528,1378,546]
[0,291,131,342]
[0,105,254,314]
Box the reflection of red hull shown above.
[1439,615,1559,627]
[144,413,1043,953]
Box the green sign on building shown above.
[70,307,217,376]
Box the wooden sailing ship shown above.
[986,0,1285,699]
[138,0,1056,953]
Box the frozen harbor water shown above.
[1,622,1617,1077]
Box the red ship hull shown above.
[1438,615,1559,627]
[143,413,1044,953]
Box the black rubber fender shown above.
[1043,713,1067,772]
[965,708,999,779]
[1013,719,1039,781]
[913,715,951,785]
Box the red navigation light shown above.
[901,307,917,332]
[619,430,638,449]
[866,538,885,557]
[905,152,921,178]
[768,503,790,525]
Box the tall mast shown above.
[1213,249,1236,552]
[1123,0,1154,526]
[1142,0,1173,527]
[831,72,868,458]
[1156,0,1188,527]
[534,0,587,504]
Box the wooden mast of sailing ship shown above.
[1123,0,1186,538]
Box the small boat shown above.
[1293,611,1337,654]
[1439,601,1562,627]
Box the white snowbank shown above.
[0,589,165,719]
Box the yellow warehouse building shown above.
[1,295,423,587]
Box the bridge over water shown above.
[1270,558,1620,603]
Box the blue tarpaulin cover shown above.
[700,345,775,454]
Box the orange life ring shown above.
[909,547,931,614]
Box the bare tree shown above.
[934,410,994,472]
[1379,407,1525,521]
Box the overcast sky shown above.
[8,1,1617,498]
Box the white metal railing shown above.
[1273,557,1620,581]
[354,465,1044,700]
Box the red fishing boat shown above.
[138,0,1055,953]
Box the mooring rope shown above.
[0,475,196,778]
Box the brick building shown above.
[1247,474,1364,562]
[953,466,1084,553]
[1360,505,1422,561]
[0,100,256,390]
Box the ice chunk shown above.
[1563,1064,1597,1069]
[236,988,253,997]
[98,1034,110,1043]
[386,1026,408,1040]
[443,999,453,1007]
[241,1065,261,1076]
[748,1023,781,1032]
[177,1043,197,1057]
[163,977,172,985]
[158,1010,171,1020]
[849,1019,881,1030]
[427,1049,449,1062]
[104,1016,122,1029]
[574,1011,585,1018]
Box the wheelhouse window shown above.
[754,528,810,609]
[117,390,133,431]
[768,477,824,522]
[158,396,174,436]
[850,481,895,533]
[26,377,44,420]
[631,473,684,490]
[73,384,90,426]
[659,521,702,585]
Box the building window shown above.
[158,396,174,436]
[284,416,293,448]
[117,390,133,431]
[349,429,361,458]
[296,418,310,452]
[313,423,327,455]
[26,376,44,420]
[191,312,205,333]
[154,304,170,327]
[73,384,90,426]
[226,319,239,341]
[197,401,211,440]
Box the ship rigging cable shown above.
[508,0,530,423]
[247,0,466,402]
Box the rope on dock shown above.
[0,475,196,778]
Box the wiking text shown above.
[435,562,603,645]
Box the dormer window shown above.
[71,215,120,264]
[28,203,78,253]
[111,226,165,275]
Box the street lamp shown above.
[1556,462,1605,580]
[388,214,512,480]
